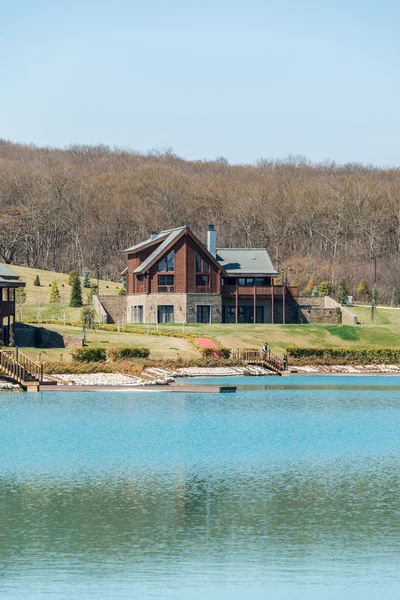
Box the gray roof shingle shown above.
[133,227,186,274]
[216,248,278,275]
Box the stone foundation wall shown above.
[98,295,127,324]
[298,296,358,325]
[298,307,340,324]
[127,294,222,323]
[186,295,222,323]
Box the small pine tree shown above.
[392,287,398,308]
[118,285,127,296]
[68,270,79,287]
[87,283,99,305]
[49,280,61,304]
[318,281,333,297]
[83,267,91,288]
[70,274,83,307]
[305,275,318,295]
[311,286,319,296]
[357,279,369,300]
[337,279,350,305]
[33,274,41,287]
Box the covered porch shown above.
[0,265,25,347]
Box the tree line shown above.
[1,139,399,302]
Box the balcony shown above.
[221,285,298,298]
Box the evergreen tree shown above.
[318,281,333,297]
[391,287,398,308]
[118,285,126,296]
[68,270,79,287]
[311,286,319,296]
[83,267,91,288]
[70,273,83,307]
[33,274,41,287]
[49,280,61,304]
[337,279,350,305]
[357,279,369,300]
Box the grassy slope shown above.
[351,305,400,325]
[20,324,199,363]
[127,322,400,354]
[12,265,122,322]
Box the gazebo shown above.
[0,264,25,346]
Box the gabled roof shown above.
[122,227,185,253]
[0,264,20,278]
[133,227,186,274]
[0,264,26,288]
[216,248,278,275]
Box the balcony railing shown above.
[221,285,299,297]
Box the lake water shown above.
[0,376,399,599]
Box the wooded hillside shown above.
[1,139,398,301]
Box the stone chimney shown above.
[207,224,216,258]
[151,231,158,240]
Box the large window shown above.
[158,250,174,272]
[196,274,209,287]
[196,251,209,273]
[158,274,174,292]
[196,305,211,323]
[157,305,174,323]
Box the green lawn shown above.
[11,265,122,322]
[20,324,199,362]
[351,305,400,325]
[126,322,400,354]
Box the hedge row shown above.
[287,346,400,364]
[108,346,150,360]
[71,346,151,362]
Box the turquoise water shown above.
[0,376,399,599]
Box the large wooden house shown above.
[123,225,298,324]
[0,265,25,346]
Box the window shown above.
[196,251,209,273]
[131,305,143,323]
[196,274,209,287]
[238,277,255,287]
[196,305,211,323]
[255,278,267,287]
[157,305,174,323]
[158,274,174,292]
[158,250,174,272]
[158,275,174,286]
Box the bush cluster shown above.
[200,346,231,359]
[107,346,150,361]
[287,346,400,364]
[71,347,107,362]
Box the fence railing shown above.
[0,348,43,385]
[231,349,285,373]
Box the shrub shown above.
[33,275,41,287]
[118,285,127,296]
[318,281,333,297]
[81,306,96,327]
[71,347,107,362]
[49,280,61,303]
[337,279,350,305]
[286,346,400,364]
[107,346,150,361]
[200,346,231,359]
[357,279,369,300]
[68,270,79,286]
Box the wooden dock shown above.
[38,383,237,394]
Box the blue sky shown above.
[1,0,399,164]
